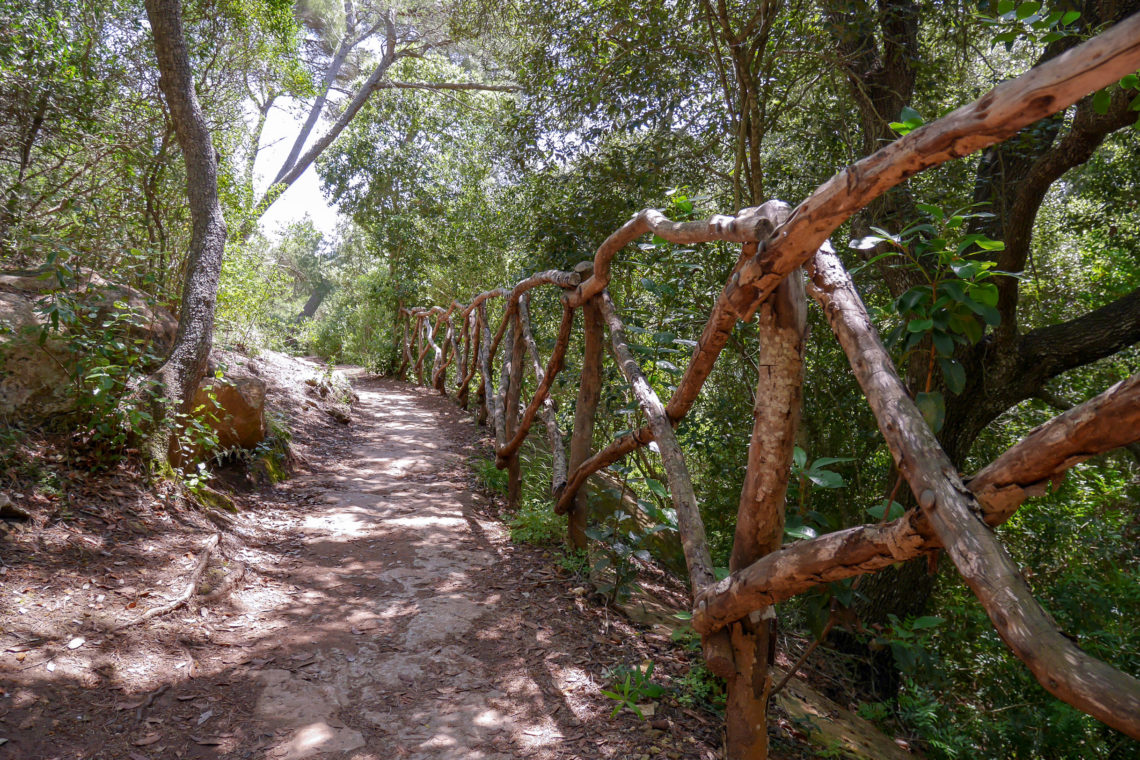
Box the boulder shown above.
[0,268,177,426]
[193,375,267,450]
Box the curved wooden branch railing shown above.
[395,15,1140,752]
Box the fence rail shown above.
[396,14,1140,753]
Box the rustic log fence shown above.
[395,15,1140,759]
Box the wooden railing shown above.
[396,14,1140,755]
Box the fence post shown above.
[725,264,807,760]
[566,262,603,550]
[504,309,527,509]
[457,310,473,407]
[475,304,490,425]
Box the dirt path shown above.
[1,375,721,759]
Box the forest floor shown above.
[0,355,907,760]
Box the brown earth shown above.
[0,365,732,760]
[0,355,912,760]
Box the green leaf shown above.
[793,446,807,470]
[962,318,984,344]
[851,235,890,250]
[898,105,923,124]
[940,358,967,394]
[1119,73,1139,90]
[1015,1,1040,18]
[977,304,1001,327]
[971,281,999,306]
[807,470,845,489]
[915,391,946,432]
[911,615,944,630]
[867,500,906,521]
[915,203,944,221]
[644,478,668,499]
[996,0,1016,14]
[1092,88,1112,115]
[907,317,934,333]
[1060,9,1080,24]
[931,330,955,357]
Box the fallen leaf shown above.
[45,662,55,672]
[133,734,161,746]
[197,710,213,725]
[67,637,85,649]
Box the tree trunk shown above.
[296,279,332,320]
[142,0,228,463]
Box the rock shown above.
[325,406,350,424]
[192,375,267,449]
[0,268,177,426]
[0,494,30,520]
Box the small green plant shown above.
[852,203,1013,432]
[869,613,945,678]
[31,256,166,465]
[555,547,589,577]
[585,507,657,605]
[473,457,508,495]
[601,661,668,719]
[857,700,892,725]
[507,497,563,545]
[785,446,854,541]
[673,660,726,712]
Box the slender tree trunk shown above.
[142,0,228,463]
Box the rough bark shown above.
[725,268,807,760]
[503,313,527,509]
[969,372,1140,525]
[496,300,574,465]
[694,253,1140,626]
[566,277,604,549]
[413,315,428,385]
[598,290,734,677]
[429,310,448,393]
[141,0,228,459]
[476,303,493,428]
[499,296,573,496]
[699,247,1140,736]
[396,310,411,381]
[457,309,473,407]
[556,202,793,513]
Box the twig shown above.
[113,534,220,632]
[136,683,170,722]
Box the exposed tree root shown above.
[112,533,220,633]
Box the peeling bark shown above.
[498,296,573,496]
[725,267,807,760]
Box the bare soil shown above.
[0,362,737,759]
